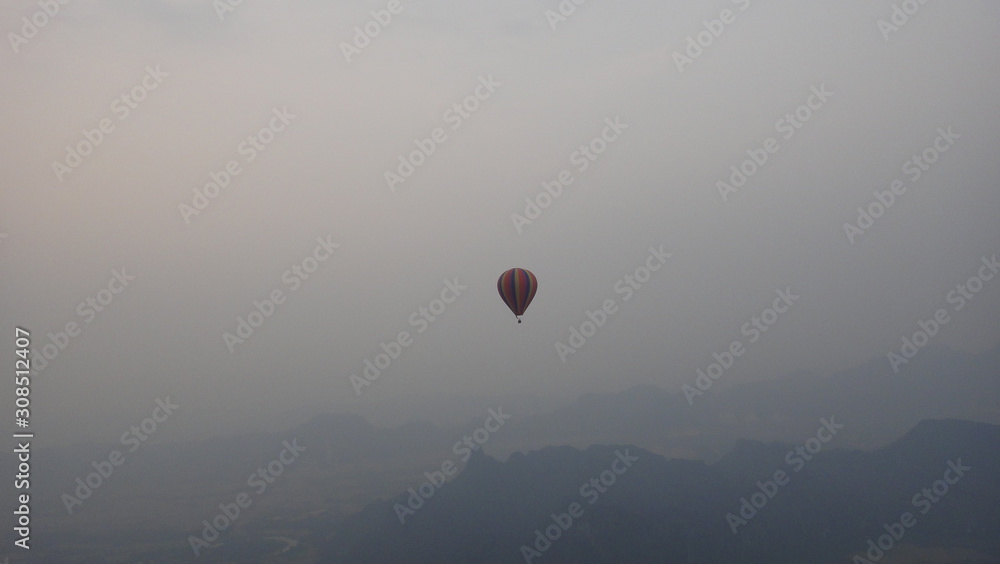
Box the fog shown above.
[2,0,998,449]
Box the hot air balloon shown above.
[498,268,537,323]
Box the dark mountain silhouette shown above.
[321,419,1000,564]
[16,344,998,502]
[3,346,997,562]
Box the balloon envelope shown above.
[498,268,537,321]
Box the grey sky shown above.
[2,0,998,445]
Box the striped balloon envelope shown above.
[497,268,538,323]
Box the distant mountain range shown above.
[322,418,1000,564]
[482,344,1000,461]
[2,345,997,562]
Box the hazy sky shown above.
[2,0,998,445]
